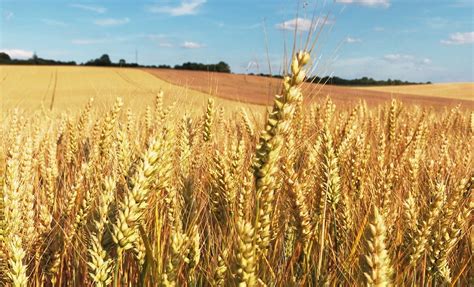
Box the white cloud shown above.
[145,34,174,48]
[440,32,474,45]
[276,18,312,32]
[41,19,67,27]
[181,41,205,49]
[94,18,130,26]
[332,55,441,82]
[383,54,412,62]
[422,58,432,65]
[336,0,390,8]
[148,0,206,16]
[346,37,362,43]
[3,11,14,21]
[70,4,107,14]
[373,26,385,32]
[276,17,333,32]
[0,49,34,59]
[383,54,432,66]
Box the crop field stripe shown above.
[143,69,272,107]
[115,70,152,92]
[42,71,54,105]
[49,69,58,110]
[0,74,7,85]
[142,68,474,109]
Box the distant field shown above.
[354,83,474,101]
[143,69,474,108]
[1,66,472,113]
[0,65,263,113]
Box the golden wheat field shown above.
[0,52,473,287]
[355,83,474,101]
[0,65,263,114]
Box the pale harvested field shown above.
[0,65,263,114]
[354,83,474,101]
[144,68,474,109]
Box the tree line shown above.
[307,75,431,86]
[0,52,231,73]
[1,52,430,85]
[0,52,77,66]
[173,61,231,73]
[250,73,431,86]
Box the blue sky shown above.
[1,0,473,82]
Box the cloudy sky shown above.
[1,0,473,82]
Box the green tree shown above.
[99,54,112,66]
[0,52,11,62]
[216,61,231,73]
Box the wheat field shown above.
[0,52,472,286]
[0,65,263,114]
[144,68,474,108]
[355,83,474,101]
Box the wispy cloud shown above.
[276,17,333,32]
[145,34,175,48]
[70,4,107,14]
[0,49,34,59]
[383,54,432,66]
[424,17,452,29]
[41,19,68,27]
[147,0,206,16]
[440,32,474,45]
[3,11,14,21]
[345,37,362,43]
[335,0,390,8]
[181,41,205,49]
[239,23,261,30]
[94,18,130,26]
[333,54,439,82]
[373,26,385,32]
[449,0,473,8]
[276,18,312,32]
[212,21,261,30]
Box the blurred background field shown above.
[0,65,264,114]
[354,83,474,101]
[1,66,472,115]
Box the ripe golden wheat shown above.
[0,52,472,286]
